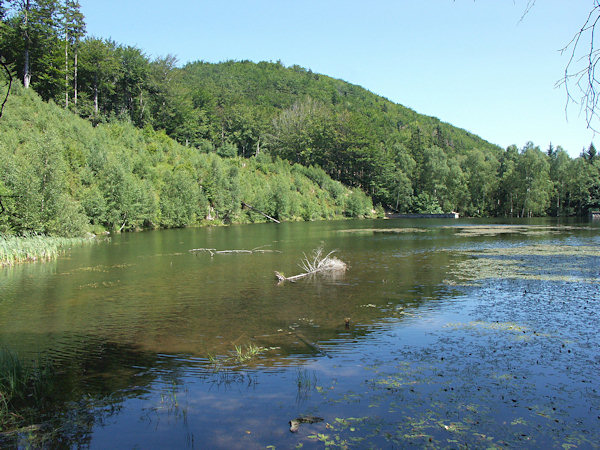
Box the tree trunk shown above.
[64,34,69,108]
[93,72,98,115]
[139,90,144,122]
[74,48,78,105]
[23,0,31,89]
[23,48,30,88]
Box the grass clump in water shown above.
[0,347,55,432]
[0,233,96,267]
[206,343,268,371]
[233,343,266,363]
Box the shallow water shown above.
[1,218,599,448]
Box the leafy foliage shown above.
[1,5,598,219]
[0,85,372,236]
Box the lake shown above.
[1,218,599,448]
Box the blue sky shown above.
[80,0,596,157]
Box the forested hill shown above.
[154,60,599,217]
[1,0,599,218]
[167,60,504,212]
[176,60,499,157]
[0,85,375,236]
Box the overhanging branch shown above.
[556,2,600,132]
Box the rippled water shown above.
[1,218,599,448]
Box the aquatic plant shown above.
[445,243,600,284]
[296,368,317,391]
[0,347,55,432]
[0,233,96,267]
[233,343,266,363]
[205,343,267,372]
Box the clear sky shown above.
[79,0,596,157]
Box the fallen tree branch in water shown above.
[290,328,331,358]
[189,245,281,257]
[275,248,346,282]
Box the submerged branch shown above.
[189,245,281,257]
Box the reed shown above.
[0,347,55,431]
[0,233,95,267]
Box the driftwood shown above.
[189,245,281,257]
[241,201,280,223]
[275,248,347,282]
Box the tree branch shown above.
[0,56,12,120]
[556,2,600,132]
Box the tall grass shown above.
[0,347,55,431]
[0,233,95,267]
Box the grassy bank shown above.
[0,234,96,267]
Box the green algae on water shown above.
[444,225,595,237]
[338,228,429,234]
[445,244,600,284]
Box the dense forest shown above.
[0,0,599,238]
[0,84,374,236]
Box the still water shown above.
[1,218,599,448]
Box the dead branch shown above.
[241,201,280,223]
[290,328,331,358]
[189,246,281,257]
[189,247,216,256]
[0,57,12,120]
[275,248,347,283]
[556,2,600,131]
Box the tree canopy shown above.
[1,0,599,234]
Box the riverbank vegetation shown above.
[0,347,55,433]
[0,233,95,266]
[1,1,599,231]
[0,84,373,237]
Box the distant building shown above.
[386,212,459,219]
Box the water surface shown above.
[1,218,599,448]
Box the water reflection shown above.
[0,218,598,447]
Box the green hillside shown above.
[166,60,505,211]
[178,59,500,155]
[1,0,599,219]
[0,84,374,237]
